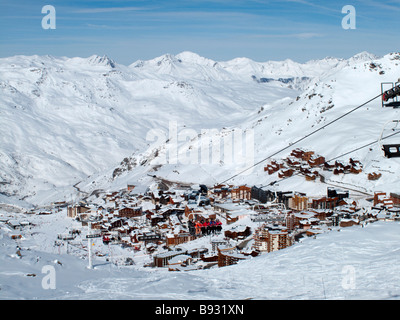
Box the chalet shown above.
[105,192,119,202]
[328,158,363,175]
[166,231,196,247]
[324,161,335,171]
[210,184,231,199]
[290,148,314,161]
[146,212,164,227]
[53,201,67,208]
[291,148,305,159]
[368,172,382,181]
[217,245,248,267]
[224,225,251,240]
[38,211,52,215]
[117,206,142,218]
[374,192,394,209]
[168,254,193,271]
[278,168,294,178]
[308,155,325,167]
[135,231,162,246]
[311,197,339,210]
[308,208,331,221]
[264,160,284,175]
[286,157,301,167]
[292,211,317,227]
[231,185,252,200]
[335,160,351,171]
[299,164,312,175]
[109,217,124,230]
[390,193,400,207]
[339,218,359,227]
[306,227,323,237]
[184,205,215,222]
[349,163,362,174]
[333,167,345,175]
[225,208,253,222]
[305,173,318,181]
[299,219,312,230]
[154,250,187,268]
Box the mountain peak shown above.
[175,51,216,65]
[350,51,379,62]
[87,54,116,68]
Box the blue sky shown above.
[0,0,399,64]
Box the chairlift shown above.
[379,120,400,158]
[381,81,400,108]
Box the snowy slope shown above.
[0,51,348,205]
[0,52,302,204]
[1,210,399,300]
[1,51,399,205]
[106,52,400,197]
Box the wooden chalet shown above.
[339,219,359,227]
[390,193,400,207]
[153,250,187,268]
[217,245,248,267]
[374,192,394,209]
[308,155,325,167]
[117,206,142,218]
[224,225,251,240]
[231,185,252,200]
[368,172,382,181]
[291,148,315,162]
[278,168,294,178]
[311,197,339,210]
[166,231,196,247]
[167,254,193,271]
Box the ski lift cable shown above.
[258,130,400,189]
[219,92,384,185]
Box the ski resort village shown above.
[1,50,400,299]
[2,147,400,273]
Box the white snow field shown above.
[0,211,399,300]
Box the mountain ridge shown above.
[1,50,398,206]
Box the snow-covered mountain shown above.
[1,51,399,205]
[77,52,400,200]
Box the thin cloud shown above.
[74,6,152,14]
[252,32,324,39]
